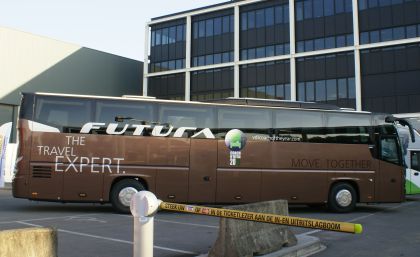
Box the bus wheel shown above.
[328,183,357,213]
[110,179,145,214]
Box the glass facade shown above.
[297,52,355,108]
[361,43,420,113]
[295,0,353,52]
[191,67,234,101]
[192,9,234,67]
[240,60,290,99]
[150,19,186,73]
[240,0,290,60]
[148,73,185,100]
[359,0,420,44]
[147,0,420,113]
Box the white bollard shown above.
[130,191,161,257]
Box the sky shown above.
[0,0,226,61]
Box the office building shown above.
[144,0,420,113]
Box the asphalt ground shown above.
[1,189,420,257]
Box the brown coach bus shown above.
[13,92,413,213]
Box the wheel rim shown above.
[118,187,138,207]
[335,189,352,207]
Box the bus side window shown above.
[95,100,155,135]
[274,110,323,142]
[380,137,400,165]
[217,107,271,138]
[96,101,154,123]
[35,96,92,133]
[411,151,420,171]
[325,113,371,144]
[158,104,216,137]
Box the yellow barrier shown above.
[160,202,363,234]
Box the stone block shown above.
[208,200,297,257]
[0,227,57,257]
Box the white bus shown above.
[395,114,420,194]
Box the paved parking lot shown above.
[1,189,420,257]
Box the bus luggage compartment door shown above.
[188,139,217,203]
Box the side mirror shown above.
[386,116,415,143]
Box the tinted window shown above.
[406,25,416,38]
[162,28,169,44]
[326,113,372,144]
[274,110,323,128]
[248,11,255,28]
[218,107,271,129]
[155,29,161,45]
[324,0,334,16]
[256,47,265,58]
[314,0,324,17]
[265,7,274,26]
[169,27,176,43]
[316,80,326,101]
[275,6,283,24]
[285,84,291,100]
[411,151,420,171]
[241,13,247,30]
[306,81,315,101]
[315,38,325,50]
[256,9,264,28]
[96,100,155,124]
[199,21,205,37]
[176,25,184,41]
[267,85,275,99]
[304,0,313,19]
[381,137,400,165]
[151,31,155,46]
[193,23,199,39]
[298,82,305,101]
[274,110,324,142]
[335,0,345,13]
[222,16,230,33]
[338,78,347,99]
[214,17,222,35]
[326,79,337,101]
[206,19,213,37]
[296,1,303,21]
[159,104,215,129]
[348,78,356,99]
[327,113,371,127]
[35,96,92,133]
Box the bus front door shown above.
[378,136,405,202]
[188,139,217,203]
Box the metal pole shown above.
[352,0,362,111]
[185,16,192,101]
[234,5,240,98]
[143,23,150,96]
[133,216,154,257]
[289,0,297,101]
[130,191,161,257]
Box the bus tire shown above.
[328,182,357,213]
[110,179,145,214]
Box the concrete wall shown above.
[0,26,143,105]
